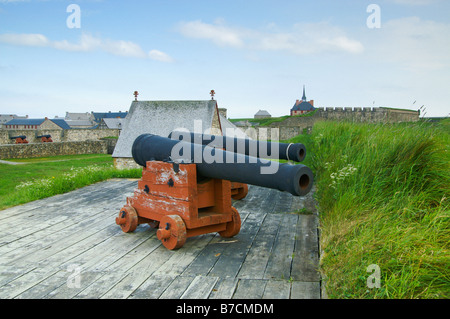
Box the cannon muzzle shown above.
[132,134,313,197]
[168,131,306,162]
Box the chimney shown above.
[296,99,300,106]
[310,100,314,106]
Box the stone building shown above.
[0,114,28,128]
[254,110,272,119]
[291,85,315,116]
[63,112,95,128]
[92,111,128,123]
[98,118,126,130]
[3,117,71,130]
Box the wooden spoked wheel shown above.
[116,205,138,233]
[219,207,241,238]
[156,215,187,250]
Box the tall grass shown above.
[305,120,449,298]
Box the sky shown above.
[0,0,449,119]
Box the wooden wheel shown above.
[232,184,248,200]
[156,215,187,250]
[219,207,241,238]
[116,205,138,233]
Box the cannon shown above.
[116,134,313,250]
[10,136,28,144]
[168,131,306,162]
[37,134,53,143]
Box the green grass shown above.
[0,154,141,210]
[287,119,449,298]
[229,110,317,127]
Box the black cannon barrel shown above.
[37,135,51,138]
[132,134,313,197]
[10,135,26,139]
[168,131,306,162]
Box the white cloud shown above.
[0,33,49,47]
[178,20,245,48]
[178,20,364,55]
[148,49,174,62]
[0,32,173,62]
[367,16,450,70]
[255,22,364,55]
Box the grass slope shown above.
[289,120,449,298]
[0,154,141,210]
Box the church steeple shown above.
[302,85,307,102]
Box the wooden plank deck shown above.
[0,179,321,299]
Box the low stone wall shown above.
[0,128,120,145]
[0,140,115,160]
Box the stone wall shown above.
[236,107,419,141]
[0,128,120,145]
[0,140,116,160]
[314,107,419,123]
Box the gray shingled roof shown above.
[291,101,315,111]
[50,119,71,129]
[101,118,126,129]
[4,118,45,126]
[112,100,217,158]
[254,110,271,116]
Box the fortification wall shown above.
[0,140,117,160]
[314,107,419,123]
[236,107,419,141]
[0,128,120,145]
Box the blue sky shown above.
[0,0,449,118]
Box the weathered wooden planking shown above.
[262,280,292,299]
[0,179,321,299]
[74,236,163,299]
[207,212,266,278]
[48,234,161,299]
[236,213,281,279]
[158,275,195,299]
[127,274,177,299]
[99,233,215,299]
[291,281,321,299]
[181,213,249,277]
[232,279,268,299]
[263,214,299,280]
[180,275,219,299]
[208,277,239,299]
[291,214,321,282]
